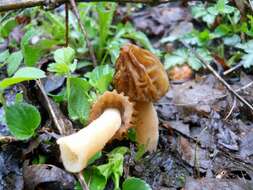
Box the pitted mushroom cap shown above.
[89,90,136,140]
[113,43,169,102]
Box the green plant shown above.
[5,102,41,140]
[164,48,212,71]
[75,147,129,190]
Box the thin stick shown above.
[36,80,64,135]
[235,81,253,92]
[0,0,171,12]
[65,3,69,47]
[224,97,237,121]
[68,0,97,67]
[181,41,253,113]
[223,62,243,76]
[77,172,90,190]
[0,135,16,143]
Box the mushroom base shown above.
[57,108,121,173]
[135,102,159,152]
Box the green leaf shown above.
[0,67,46,89]
[0,18,17,37]
[96,2,117,60]
[68,77,91,123]
[5,102,41,140]
[0,50,10,63]
[165,48,211,71]
[122,177,152,190]
[54,47,75,65]
[85,64,114,93]
[7,51,23,76]
[80,147,129,190]
[164,49,188,70]
[21,29,42,66]
[241,53,253,68]
[48,47,76,76]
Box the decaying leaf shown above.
[23,164,75,190]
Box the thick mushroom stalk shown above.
[135,102,158,151]
[57,91,134,173]
[114,43,169,152]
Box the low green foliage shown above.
[48,47,77,76]
[165,48,212,71]
[68,77,91,124]
[6,50,23,76]
[122,177,152,190]
[75,147,129,190]
[85,64,115,94]
[0,67,46,89]
[5,102,41,140]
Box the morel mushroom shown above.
[114,43,169,151]
[57,91,134,173]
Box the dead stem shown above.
[36,80,65,135]
[0,135,17,143]
[224,97,237,121]
[0,0,172,12]
[65,3,69,47]
[77,172,90,190]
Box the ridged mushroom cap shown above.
[89,90,136,140]
[113,43,169,102]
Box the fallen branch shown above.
[0,0,171,12]
[181,40,253,113]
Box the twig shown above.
[68,0,97,67]
[181,41,253,113]
[224,96,236,121]
[0,0,172,12]
[77,172,90,190]
[36,80,65,135]
[65,3,69,47]
[235,81,253,92]
[223,62,243,76]
[0,135,16,143]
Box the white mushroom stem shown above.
[57,108,121,173]
[135,102,159,152]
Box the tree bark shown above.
[0,0,170,12]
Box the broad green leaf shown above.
[188,48,212,70]
[85,64,114,93]
[5,102,41,140]
[96,2,116,60]
[0,18,17,37]
[68,77,91,123]
[165,48,211,71]
[81,147,129,190]
[122,177,152,190]
[0,50,10,63]
[7,51,23,76]
[241,53,253,68]
[0,67,46,89]
[223,35,241,46]
[48,62,71,76]
[21,29,42,66]
[42,11,65,41]
[54,47,75,65]
[48,47,76,75]
[164,49,188,70]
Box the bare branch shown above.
[0,0,170,12]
